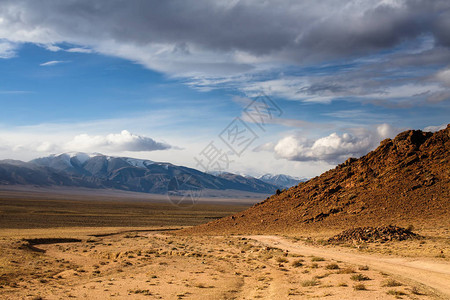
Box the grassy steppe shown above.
[0,189,251,229]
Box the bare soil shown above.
[1,228,445,299]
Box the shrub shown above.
[383,279,402,287]
[410,286,424,295]
[301,279,319,287]
[337,267,355,274]
[291,259,303,267]
[406,224,414,232]
[276,257,288,263]
[353,284,367,291]
[387,290,407,296]
[351,274,370,281]
[311,256,325,262]
[325,263,339,270]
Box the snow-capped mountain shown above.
[258,174,308,189]
[0,153,280,195]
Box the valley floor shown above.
[1,227,448,299]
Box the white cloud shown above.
[36,141,58,152]
[66,47,92,53]
[424,123,447,132]
[64,130,171,152]
[271,124,400,163]
[0,40,17,58]
[39,60,68,66]
[435,68,450,87]
[376,123,397,139]
[41,44,92,53]
[44,44,63,52]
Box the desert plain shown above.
[0,188,449,300]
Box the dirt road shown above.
[250,235,450,299]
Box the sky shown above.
[0,0,449,178]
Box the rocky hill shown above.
[185,125,450,235]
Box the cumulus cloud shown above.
[271,124,400,163]
[64,130,171,152]
[0,130,172,158]
[36,141,58,152]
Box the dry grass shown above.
[311,256,325,262]
[276,257,288,263]
[337,267,355,274]
[325,263,339,270]
[386,289,407,296]
[353,283,367,291]
[301,278,319,287]
[410,286,425,295]
[291,259,304,267]
[0,190,251,229]
[383,279,402,287]
[350,274,371,281]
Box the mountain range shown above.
[257,174,307,189]
[0,153,301,195]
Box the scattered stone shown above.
[328,225,421,243]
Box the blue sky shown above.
[0,1,449,177]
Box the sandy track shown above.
[250,235,450,299]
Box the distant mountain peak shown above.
[258,173,307,189]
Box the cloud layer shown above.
[0,1,448,105]
[0,1,449,73]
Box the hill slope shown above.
[0,159,98,187]
[185,125,450,235]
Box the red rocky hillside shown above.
[183,125,450,235]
